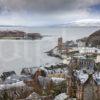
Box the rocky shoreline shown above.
[46,50,63,59]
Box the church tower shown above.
[58,37,63,53]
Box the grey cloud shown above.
[0,0,100,26]
[1,0,75,13]
[0,0,99,14]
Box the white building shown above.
[96,54,100,63]
[77,41,86,47]
[76,37,87,47]
[78,47,100,54]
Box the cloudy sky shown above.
[0,0,100,26]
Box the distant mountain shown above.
[72,19,100,27]
[48,19,100,27]
[0,19,100,27]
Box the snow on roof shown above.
[21,67,39,75]
[73,55,86,59]
[26,92,41,100]
[4,75,31,84]
[54,93,68,100]
[0,81,25,90]
[75,70,88,84]
[52,77,65,84]
[79,47,100,54]
[93,72,100,85]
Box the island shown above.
[0,30,43,40]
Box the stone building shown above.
[57,37,78,55]
[58,37,64,53]
[66,67,100,100]
[69,57,95,70]
[65,66,77,99]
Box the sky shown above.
[0,0,100,26]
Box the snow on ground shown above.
[54,93,68,100]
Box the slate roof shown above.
[21,67,39,75]
[38,76,52,89]
[93,72,100,85]
[26,92,41,100]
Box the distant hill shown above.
[0,30,25,37]
[86,30,100,48]
[0,30,42,40]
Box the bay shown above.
[0,26,99,74]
